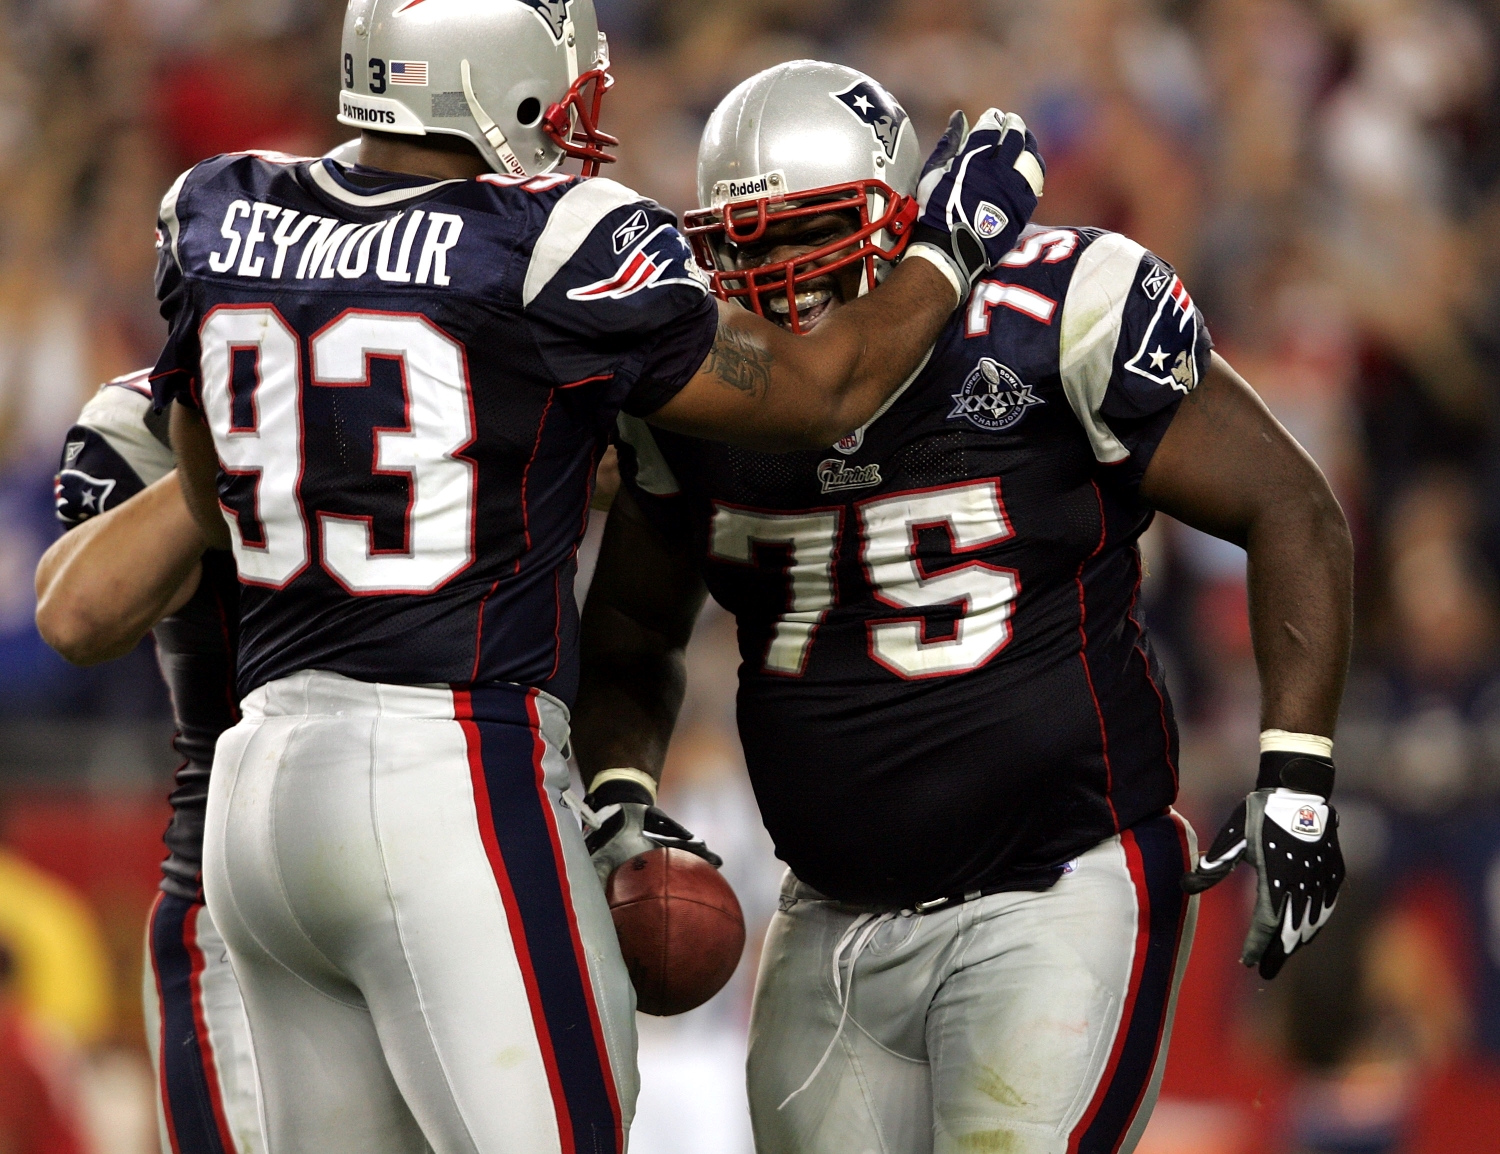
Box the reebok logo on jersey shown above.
[1141,258,1173,301]
[831,80,908,160]
[63,439,85,467]
[817,459,882,493]
[948,359,1044,432]
[612,209,650,254]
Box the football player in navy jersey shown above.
[574,62,1354,1154]
[36,370,262,1154]
[148,2,1045,1151]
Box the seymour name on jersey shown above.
[152,151,718,702]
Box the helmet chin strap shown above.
[462,59,530,178]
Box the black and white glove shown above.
[906,108,1046,301]
[1182,743,1345,979]
[583,770,722,885]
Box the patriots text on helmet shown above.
[340,98,397,126]
[204,198,466,286]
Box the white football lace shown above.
[777,910,896,1110]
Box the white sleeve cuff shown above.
[1260,729,1334,759]
[587,767,659,802]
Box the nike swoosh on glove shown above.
[907,108,1046,295]
[583,802,723,885]
[1183,758,1345,979]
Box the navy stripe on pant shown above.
[150,893,232,1154]
[468,683,620,1154]
[1074,811,1192,1154]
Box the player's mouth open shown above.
[768,287,837,330]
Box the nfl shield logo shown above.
[832,428,864,455]
[1294,805,1321,837]
[974,201,1008,239]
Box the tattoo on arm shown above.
[706,326,773,398]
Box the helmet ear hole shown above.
[517,98,542,127]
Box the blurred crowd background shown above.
[0,0,1498,1151]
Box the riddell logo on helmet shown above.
[715,172,784,204]
[341,99,396,126]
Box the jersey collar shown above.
[307,159,464,208]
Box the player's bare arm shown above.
[1150,353,1353,978]
[649,261,958,452]
[1140,352,1353,737]
[575,485,706,789]
[35,470,207,665]
[168,402,231,551]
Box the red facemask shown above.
[541,69,618,178]
[683,179,917,333]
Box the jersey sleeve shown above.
[522,179,718,417]
[1057,233,1213,489]
[55,375,175,527]
[612,415,694,541]
[151,166,203,413]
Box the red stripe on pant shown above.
[1068,829,1153,1154]
[522,691,624,1148]
[150,893,183,1154]
[455,688,577,1154]
[183,904,238,1154]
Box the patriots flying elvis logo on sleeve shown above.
[567,224,709,301]
[1124,264,1202,394]
[832,80,907,160]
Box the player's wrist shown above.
[903,240,966,307]
[1257,730,1335,798]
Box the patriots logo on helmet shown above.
[832,80,907,160]
[518,0,571,41]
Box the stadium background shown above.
[0,0,1498,1150]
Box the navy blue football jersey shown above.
[151,153,717,700]
[617,227,1210,907]
[56,371,240,901]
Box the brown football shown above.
[605,847,746,1016]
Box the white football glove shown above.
[1183,754,1344,979]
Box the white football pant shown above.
[202,671,637,1154]
[748,810,1198,1154]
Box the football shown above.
[605,848,747,1016]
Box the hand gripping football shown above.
[605,848,746,1015]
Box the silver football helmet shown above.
[337,0,617,178]
[684,60,921,332]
